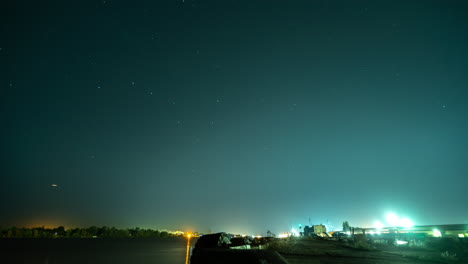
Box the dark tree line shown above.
[0,226,177,238]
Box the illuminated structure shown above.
[354,224,467,238]
[303,225,327,237]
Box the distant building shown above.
[303,225,327,236]
[313,225,327,234]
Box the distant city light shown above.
[380,213,415,228]
[373,221,384,229]
[386,213,399,226]
[278,233,290,238]
[396,240,408,245]
[433,229,442,237]
[51,184,58,187]
[290,228,300,237]
[400,218,414,228]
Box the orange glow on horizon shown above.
[21,219,67,229]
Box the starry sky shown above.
[2,0,468,235]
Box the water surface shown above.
[0,238,193,264]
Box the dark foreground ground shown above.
[273,237,468,264]
[2,237,467,263]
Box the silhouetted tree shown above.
[87,226,98,237]
[267,230,272,237]
[54,226,66,237]
[342,221,350,232]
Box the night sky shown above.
[2,0,468,235]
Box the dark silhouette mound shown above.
[190,233,288,264]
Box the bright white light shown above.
[400,218,414,228]
[291,228,300,237]
[278,233,290,238]
[433,229,442,237]
[374,221,384,229]
[396,240,408,245]
[386,213,399,226]
[458,234,465,238]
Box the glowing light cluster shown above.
[386,213,399,226]
[373,221,384,229]
[400,218,414,228]
[382,213,414,228]
[290,228,300,237]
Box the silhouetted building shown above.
[303,225,327,236]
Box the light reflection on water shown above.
[185,237,191,264]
